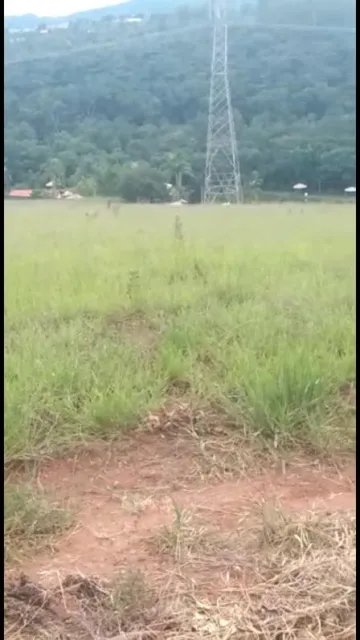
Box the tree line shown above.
[4,0,355,201]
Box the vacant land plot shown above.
[5,200,356,639]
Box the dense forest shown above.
[4,0,356,201]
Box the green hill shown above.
[4,1,355,201]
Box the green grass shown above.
[5,483,72,562]
[5,200,355,461]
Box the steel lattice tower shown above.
[204,0,243,203]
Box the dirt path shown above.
[8,428,355,584]
[5,421,356,639]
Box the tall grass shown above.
[5,201,355,460]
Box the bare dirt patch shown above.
[5,406,356,639]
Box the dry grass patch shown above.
[259,501,355,555]
[4,571,181,640]
[5,507,355,639]
[141,400,273,480]
[187,507,355,639]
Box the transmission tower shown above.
[204,0,243,203]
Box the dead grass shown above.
[181,506,356,639]
[4,571,181,640]
[5,506,355,639]
[259,501,355,555]
[141,400,274,480]
[230,506,356,638]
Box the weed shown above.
[111,569,157,626]
[157,502,209,561]
[174,214,184,240]
[126,269,141,299]
[193,259,208,283]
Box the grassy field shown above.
[5,199,355,461]
[4,199,356,640]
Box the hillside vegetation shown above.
[4,0,355,200]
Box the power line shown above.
[204,0,242,204]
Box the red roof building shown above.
[8,189,33,198]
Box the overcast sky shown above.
[5,0,128,16]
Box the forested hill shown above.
[4,0,356,201]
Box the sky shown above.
[4,0,128,16]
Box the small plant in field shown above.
[193,260,207,283]
[111,569,157,626]
[157,501,208,561]
[126,269,140,299]
[174,214,184,241]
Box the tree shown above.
[76,176,97,196]
[46,158,66,188]
[4,0,355,197]
[165,152,194,200]
[119,164,169,202]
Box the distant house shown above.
[8,188,33,198]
